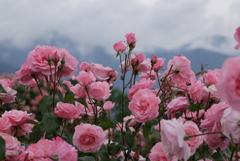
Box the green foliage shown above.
[0,137,5,160]
[42,113,62,134]
[78,156,96,161]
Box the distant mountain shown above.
[0,31,236,83]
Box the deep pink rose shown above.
[128,88,160,123]
[0,132,24,160]
[125,33,136,45]
[160,118,191,161]
[2,109,32,126]
[216,56,240,110]
[113,41,127,52]
[183,121,203,155]
[54,102,84,120]
[165,96,189,116]
[73,123,105,153]
[149,142,178,161]
[234,27,240,49]
[73,71,96,86]
[89,82,111,100]
[221,107,240,143]
[103,101,115,111]
[189,80,204,104]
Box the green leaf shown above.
[0,84,6,93]
[107,143,120,156]
[211,151,226,161]
[125,132,134,147]
[42,113,61,133]
[39,95,53,115]
[101,120,116,131]
[96,145,110,161]
[0,136,6,160]
[78,156,95,161]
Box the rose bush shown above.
[0,28,240,161]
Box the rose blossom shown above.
[89,82,111,100]
[73,123,105,153]
[234,27,240,49]
[0,132,24,160]
[163,55,195,86]
[152,57,165,71]
[54,102,84,120]
[189,80,204,104]
[103,101,115,111]
[125,33,136,45]
[216,55,240,110]
[183,121,203,155]
[165,96,190,117]
[70,84,86,98]
[221,107,240,143]
[27,45,78,78]
[73,71,96,86]
[2,109,32,126]
[113,41,127,52]
[128,88,160,123]
[160,118,191,161]
[149,142,178,161]
[128,78,156,100]
[200,102,229,131]
[79,62,91,71]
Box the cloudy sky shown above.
[0,0,240,55]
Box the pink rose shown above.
[128,88,160,123]
[160,118,191,161]
[70,84,86,98]
[89,82,111,100]
[113,41,127,52]
[234,27,240,49]
[52,137,78,161]
[149,142,178,161]
[2,109,32,126]
[189,80,204,104]
[216,56,240,110]
[165,97,189,117]
[0,132,24,160]
[54,102,84,120]
[125,33,136,45]
[90,63,114,81]
[57,48,78,78]
[199,69,221,85]
[204,124,229,150]
[73,123,105,153]
[79,62,91,71]
[131,53,145,65]
[221,107,240,143]
[183,121,203,155]
[128,78,156,100]
[200,102,229,131]
[103,101,115,111]
[136,58,152,72]
[153,57,165,71]
[27,45,78,78]
[73,71,96,86]
[163,55,195,86]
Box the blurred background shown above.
[0,0,239,75]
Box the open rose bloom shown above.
[1,29,240,161]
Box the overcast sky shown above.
[0,0,240,55]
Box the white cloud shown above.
[0,0,239,54]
